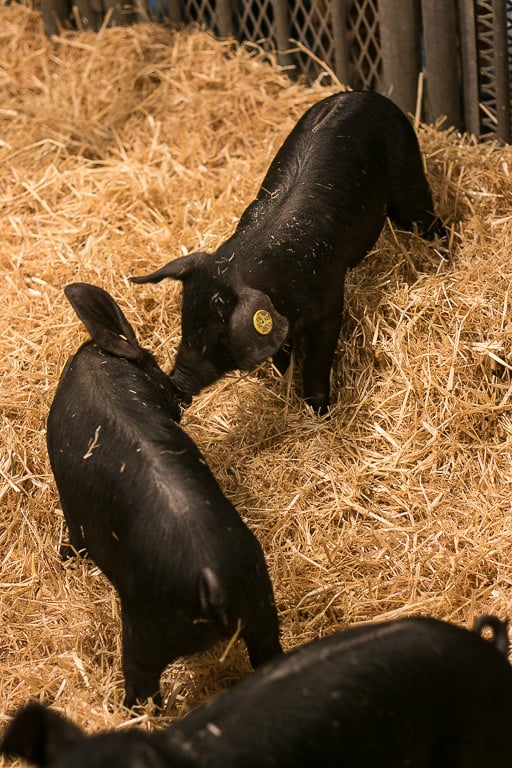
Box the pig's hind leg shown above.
[59,514,88,560]
[242,617,283,669]
[59,539,87,560]
[388,178,444,240]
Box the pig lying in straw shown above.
[132,90,444,414]
[3,615,510,767]
[46,282,282,707]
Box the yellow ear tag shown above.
[253,309,273,335]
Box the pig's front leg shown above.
[272,339,293,375]
[301,312,343,414]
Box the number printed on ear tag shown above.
[253,309,273,335]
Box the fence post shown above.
[166,0,183,23]
[492,0,511,142]
[331,0,350,85]
[379,0,421,116]
[41,0,70,34]
[272,0,294,71]
[421,0,462,130]
[458,0,480,138]
[215,0,233,38]
[102,0,140,26]
[74,0,102,30]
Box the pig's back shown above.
[257,91,418,206]
[48,346,261,588]
[164,617,512,768]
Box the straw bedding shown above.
[1,2,512,751]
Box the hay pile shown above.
[2,1,512,751]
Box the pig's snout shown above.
[169,368,200,401]
[172,386,193,408]
[170,350,223,401]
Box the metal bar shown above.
[216,0,233,38]
[458,0,480,138]
[102,0,140,26]
[421,0,462,130]
[40,0,71,35]
[272,0,294,71]
[74,0,102,30]
[331,0,349,85]
[166,0,183,23]
[492,0,510,142]
[379,0,421,115]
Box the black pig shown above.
[132,91,443,413]
[46,282,282,707]
[3,615,511,767]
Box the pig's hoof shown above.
[305,393,329,416]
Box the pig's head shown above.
[131,252,289,400]
[1,702,181,768]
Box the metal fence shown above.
[41,0,512,143]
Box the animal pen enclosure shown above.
[2,0,512,758]
[40,0,512,143]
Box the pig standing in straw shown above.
[46,282,282,707]
[3,615,511,767]
[132,91,444,414]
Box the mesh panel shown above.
[348,0,381,89]
[509,3,512,115]
[288,2,337,83]
[176,1,383,88]
[235,0,274,40]
[182,0,222,35]
[473,0,512,141]
[476,1,497,139]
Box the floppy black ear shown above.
[64,282,143,361]
[230,288,289,369]
[1,702,84,767]
[130,251,209,284]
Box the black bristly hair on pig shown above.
[46,282,282,707]
[3,615,511,767]
[131,90,444,414]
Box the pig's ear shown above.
[230,289,289,369]
[64,282,143,361]
[1,702,84,767]
[130,252,209,284]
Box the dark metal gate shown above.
[40,0,512,143]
